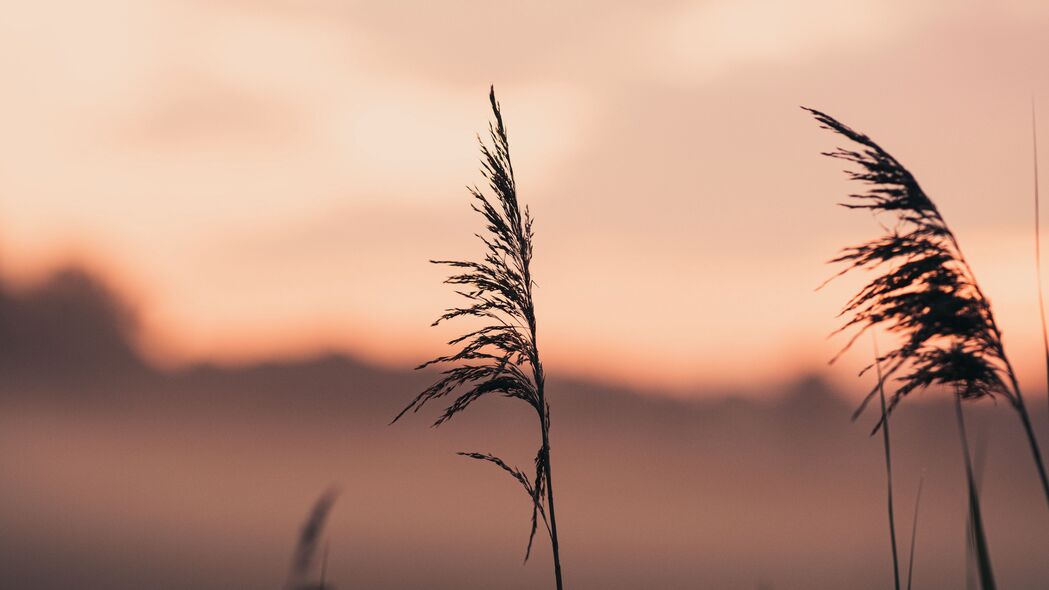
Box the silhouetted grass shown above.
[1032,102,1049,421]
[905,471,924,590]
[287,487,339,590]
[956,394,995,590]
[394,87,565,589]
[806,107,1049,507]
[873,338,901,590]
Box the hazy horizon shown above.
[0,263,902,400]
[4,265,1049,588]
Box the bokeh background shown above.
[3,1,1049,588]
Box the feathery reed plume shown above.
[805,106,1049,506]
[873,337,900,590]
[394,87,565,589]
[287,486,339,590]
[905,470,925,590]
[957,394,995,590]
[1032,101,1049,420]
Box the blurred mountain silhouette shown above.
[0,267,146,381]
[2,267,1048,589]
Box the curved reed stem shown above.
[1033,101,1049,423]
[1000,366,1049,507]
[905,471,924,590]
[542,417,564,590]
[955,394,995,590]
[874,336,901,590]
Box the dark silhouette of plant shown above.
[805,107,1049,507]
[287,487,339,590]
[1031,103,1049,420]
[394,87,565,589]
[905,470,925,590]
[873,339,900,590]
[958,396,995,590]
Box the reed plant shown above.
[905,471,924,590]
[806,107,1049,508]
[394,87,565,589]
[1031,103,1049,418]
[872,340,900,590]
[958,397,995,590]
[287,487,339,590]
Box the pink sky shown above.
[2,0,1049,392]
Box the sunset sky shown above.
[2,0,1049,393]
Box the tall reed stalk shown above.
[873,337,901,590]
[1032,102,1049,420]
[956,393,996,590]
[394,87,564,589]
[806,107,1049,508]
[905,471,924,590]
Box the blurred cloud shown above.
[653,0,898,82]
[1,1,1048,390]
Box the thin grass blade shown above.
[955,394,995,590]
[874,336,901,590]
[1033,100,1049,421]
[905,470,924,590]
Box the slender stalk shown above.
[955,393,996,590]
[874,336,901,590]
[942,213,1049,507]
[319,541,329,590]
[528,235,562,589]
[1017,397,1049,504]
[965,514,975,590]
[399,88,566,587]
[905,471,925,590]
[938,226,1049,508]
[1033,100,1049,422]
[542,423,563,590]
[1001,365,1049,507]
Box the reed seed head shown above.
[395,87,552,561]
[807,107,1013,424]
